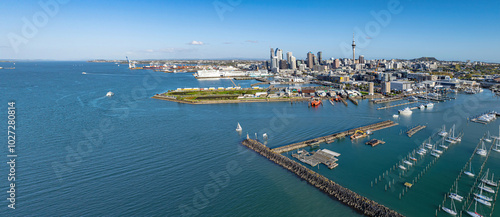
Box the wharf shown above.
[377,102,415,110]
[242,139,403,217]
[340,97,348,107]
[292,149,339,169]
[271,120,398,154]
[406,125,426,137]
[371,97,404,104]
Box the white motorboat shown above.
[398,107,412,115]
[431,151,440,158]
[398,165,406,170]
[419,104,425,110]
[82,72,87,74]
[393,114,399,118]
[426,102,434,108]
[403,160,412,166]
[106,91,114,97]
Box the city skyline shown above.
[1,0,500,62]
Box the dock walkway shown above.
[272,120,398,154]
[242,139,403,217]
[406,125,426,137]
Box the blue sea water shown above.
[1,61,499,216]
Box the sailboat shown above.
[481,169,497,187]
[474,185,493,202]
[493,138,500,153]
[442,198,457,216]
[439,125,448,137]
[466,201,483,217]
[483,131,492,143]
[263,133,268,140]
[478,182,495,194]
[464,163,475,177]
[236,123,242,132]
[446,125,459,143]
[476,140,487,156]
[449,182,463,202]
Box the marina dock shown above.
[272,120,398,154]
[242,139,403,217]
[371,97,405,104]
[406,125,426,137]
[377,102,415,110]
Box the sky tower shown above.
[352,33,356,64]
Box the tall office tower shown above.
[317,51,323,64]
[271,56,278,69]
[359,55,365,64]
[279,60,288,69]
[286,52,293,64]
[352,33,356,64]
[307,52,314,69]
[313,55,318,66]
[270,48,275,60]
[333,59,340,69]
[276,49,283,61]
[368,82,374,95]
[290,56,296,70]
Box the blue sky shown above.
[1,0,499,62]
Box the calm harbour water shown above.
[1,61,500,216]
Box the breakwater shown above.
[272,120,398,154]
[242,139,404,217]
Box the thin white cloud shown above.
[245,40,258,43]
[189,40,204,45]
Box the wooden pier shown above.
[406,125,426,137]
[272,120,398,154]
[377,102,415,110]
[242,139,403,217]
[371,97,405,104]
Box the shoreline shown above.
[152,95,310,104]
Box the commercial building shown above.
[390,81,412,92]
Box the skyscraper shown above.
[333,59,340,69]
[352,33,356,64]
[307,52,314,69]
[359,55,364,64]
[270,48,275,60]
[290,56,296,70]
[286,52,293,64]
[275,49,283,61]
[317,51,323,65]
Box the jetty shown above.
[371,97,405,104]
[242,139,403,217]
[377,102,415,110]
[272,120,398,154]
[406,125,426,137]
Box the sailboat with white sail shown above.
[236,123,242,132]
[493,138,500,153]
[478,182,495,194]
[483,131,492,143]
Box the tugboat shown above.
[310,98,322,107]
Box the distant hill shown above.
[410,57,439,62]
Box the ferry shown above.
[310,99,322,107]
[194,69,248,79]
